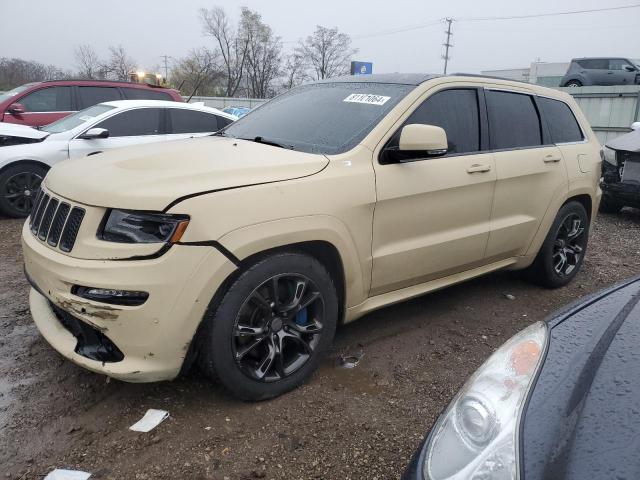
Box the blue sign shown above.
[351,61,373,75]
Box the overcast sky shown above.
[1,0,637,75]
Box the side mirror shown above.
[79,128,109,140]
[8,103,25,115]
[623,65,637,72]
[383,124,448,163]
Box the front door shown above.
[68,107,166,159]
[371,88,496,296]
[4,86,74,127]
[483,89,568,260]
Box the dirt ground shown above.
[1,209,639,480]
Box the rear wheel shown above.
[198,252,338,401]
[525,202,589,288]
[599,196,623,214]
[0,163,47,218]
[565,80,583,87]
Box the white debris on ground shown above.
[44,469,91,480]
[129,409,169,433]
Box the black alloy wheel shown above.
[0,163,47,218]
[524,201,589,288]
[551,213,586,277]
[198,252,338,401]
[232,273,324,382]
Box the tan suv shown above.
[22,74,601,400]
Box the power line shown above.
[459,4,640,22]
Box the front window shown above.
[222,82,415,154]
[41,104,115,133]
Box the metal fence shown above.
[559,86,640,145]
[185,96,267,109]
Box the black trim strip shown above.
[24,265,47,298]
[177,240,241,266]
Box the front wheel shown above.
[198,252,338,401]
[0,163,47,218]
[524,201,589,288]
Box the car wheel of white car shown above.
[0,163,47,218]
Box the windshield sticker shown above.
[343,93,391,106]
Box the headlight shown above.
[603,147,617,166]
[422,322,547,480]
[100,209,190,244]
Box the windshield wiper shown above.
[240,136,295,150]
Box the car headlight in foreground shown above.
[421,322,548,480]
[100,209,190,244]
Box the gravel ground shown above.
[1,209,639,479]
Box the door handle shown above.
[466,163,491,173]
[543,154,562,163]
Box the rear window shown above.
[486,90,542,150]
[122,88,174,101]
[170,109,221,133]
[537,97,584,144]
[576,59,608,70]
[78,86,121,109]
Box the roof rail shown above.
[449,72,532,86]
[38,79,171,88]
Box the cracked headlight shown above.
[100,209,190,244]
[422,322,547,480]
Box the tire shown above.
[599,196,623,214]
[565,80,582,88]
[198,252,338,401]
[0,163,47,218]
[524,201,589,289]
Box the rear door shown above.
[166,108,225,141]
[484,89,568,260]
[68,107,166,158]
[4,86,74,126]
[578,59,611,85]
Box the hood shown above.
[45,136,329,211]
[606,129,640,153]
[522,278,640,480]
[0,122,49,141]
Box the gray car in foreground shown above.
[561,57,640,87]
[404,276,640,479]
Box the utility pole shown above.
[442,18,454,75]
[161,55,171,81]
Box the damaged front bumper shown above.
[601,180,640,208]
[22,220,237,382]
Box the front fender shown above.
[217,215,369,308]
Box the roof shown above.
[99,100,235,119]
[317,73,442,85]
[36,79,177,90]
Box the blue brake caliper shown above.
[295,307,308,326]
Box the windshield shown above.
[0,84,34,103]
[41,104,115,133]
[222,82,415,154]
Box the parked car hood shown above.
[522,278,640,480]
[0,122,49,142]
[45,136,329,211]
[606,129,640,153]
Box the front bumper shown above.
[601,180,640,208]
[22,220,236,382]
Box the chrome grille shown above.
[29,190,85,253]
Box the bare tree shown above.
[100,45,137,81]
[296,26,358,80]
[74,44,102,79]
[170,47,224,97]
[280,51,308,91]
[0,57,68,90]
[199,6,249,97]
[240,8,282,98]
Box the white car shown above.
[0,100,236,217]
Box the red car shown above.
[0,80,183,127]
